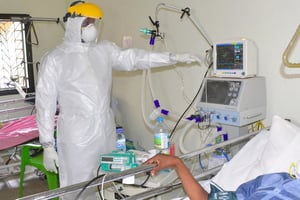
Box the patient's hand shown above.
[144,154,209,200]
[143,154,181,176]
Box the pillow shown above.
[212,115,300,191]
[260,115,300,171]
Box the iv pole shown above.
[140,3,213,131]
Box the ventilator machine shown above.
[198,76,266,127]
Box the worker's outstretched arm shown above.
[144,154,208,200]
[100,40,201,71]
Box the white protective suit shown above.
[36,16,199,200]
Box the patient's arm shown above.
[144,154,208,200]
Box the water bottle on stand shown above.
[116,126,126,152]
[154,116,170,155]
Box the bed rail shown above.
[17,130,259,200]
[0,95,35,123]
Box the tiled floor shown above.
[0,167,48,200]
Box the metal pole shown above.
[7,16,65,30]
[155,3,213,47]
[125,133,259,200]
[0,105,34,114]
[0,96,35,105]
[125,166,222,200]
[9,17,60,23]
[0,162,20,170]
[179,130,258,160]
[16,164,156,200]
[17,130,260,200]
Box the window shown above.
[0,14,34,96]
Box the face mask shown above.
[81,24,98,43]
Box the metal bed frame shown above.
[17,131,259,200]
[0,96,36,178]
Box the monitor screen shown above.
[216,43,243,70]
[212,38,257,78]
[200,79,241,106]
[101,156,114,162]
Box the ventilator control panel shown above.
[198,76,266,126]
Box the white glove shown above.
[171,53,202,64]
[43,146,59,173]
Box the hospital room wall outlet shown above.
[122,36,132,48]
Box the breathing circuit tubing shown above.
[141,3,213,134]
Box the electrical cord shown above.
[112,181,127,199]
[75,165,104,200]
[96,165,127,200]
[96,165,103,200]
[100,173,107,199]
[170,62,212,141]
[140,172,151,188]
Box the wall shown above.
[94,0,300,151]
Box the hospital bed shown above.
[0,115,39,151]
[0,114,59,177]
[0,114,38,173]
[0,96,38,177]
[0,95,58,179]
[16,129,258,199]
[15,114,300,200]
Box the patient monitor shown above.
[213,38,257,78]
[198,76,266,127]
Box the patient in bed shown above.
[145,115,300,200]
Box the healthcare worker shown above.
[36,1,201,199]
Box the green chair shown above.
[18,143,59,199]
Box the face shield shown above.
[80,17,101,43]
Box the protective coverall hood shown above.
[64,17,98,44]
[64,17,84,43]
